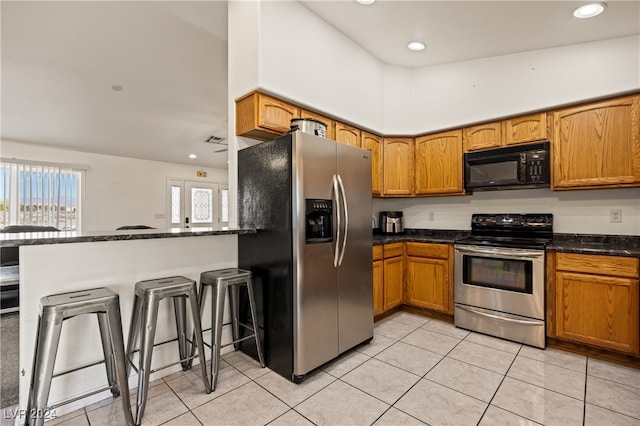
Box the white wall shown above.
[1,140,228,231]
[227,0,264,227]
[235,2,639,137]
[383,65,414,134]
[226,3,639,235]
[374,187,640,236]
[258,1,385,130]
[411,35,640,134]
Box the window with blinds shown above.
[0,161,83,230]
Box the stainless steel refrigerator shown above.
[237,130,373,382]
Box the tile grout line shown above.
[372,323,471,424]
[359,318,432,425]
[582,356,640,421]
[583,357,589,426]
[475,343,527,425]
[156,374,203,426]
[252,374,325,426]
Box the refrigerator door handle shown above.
[332,174,341,268]
[337,174,348,266]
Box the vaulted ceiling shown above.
[2,1,638,169]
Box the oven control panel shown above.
[471,214,552,228]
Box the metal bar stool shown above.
[26,288,134,426]
[189,268,265,390]
[126,276,210,425]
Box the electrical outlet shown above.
[610,209,622,223]
[428,211,436,221]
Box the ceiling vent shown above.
[204,135,227,153]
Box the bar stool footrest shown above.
[51,359,106,379]
[220,334,258,349]
[47,385,115,411]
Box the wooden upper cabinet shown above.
[383,137,414,196]
[504,113,548,145]
[300,109,335,140]
[552,95,640,190]
[464,113,548,151]
[463,121,501,151]
[335,122,361,147]
[236,92,299,140]
[361,131,383,196]
[414,130,464,196]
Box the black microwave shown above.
[464,141,550,191]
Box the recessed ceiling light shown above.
[110,84,123,91]
[408,41,426,51]
[356,0,375,4]
[188,154,197,159]
[573,2,606,18]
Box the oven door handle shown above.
[455,246,544,259]
[457,305,543,325]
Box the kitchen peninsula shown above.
[1,227,255,418]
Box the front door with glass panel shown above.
[167,179,220,228]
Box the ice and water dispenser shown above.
[305,199,332,243]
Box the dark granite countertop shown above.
[547,233,640,257]
[373,229,471,245]
[374,229,640,258]
[0,227,256,247]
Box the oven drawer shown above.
[455,304,545,348]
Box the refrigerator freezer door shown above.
[336,143,374,353]
[293,132,339,376]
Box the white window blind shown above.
[0,160,82,230]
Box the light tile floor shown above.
[4,311,640,426]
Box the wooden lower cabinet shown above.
[553,252,640,354]
[372,243,404,315]
[405,243,453,314]
[373,242,456,317]
[383,244,404,310]
[372,246,384,316]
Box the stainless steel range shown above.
[454,213,553,348]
